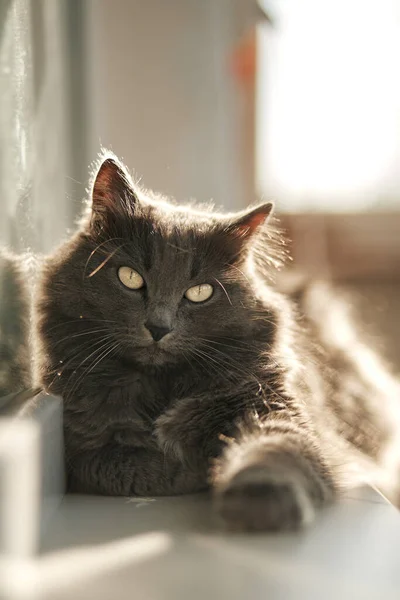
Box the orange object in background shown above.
[231,31,257,86]
[231,30,258,204]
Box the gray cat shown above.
[34,152,400,531]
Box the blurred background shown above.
[1,0,400,396]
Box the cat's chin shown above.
[126,343,178,368]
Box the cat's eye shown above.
[185,283,214,303]
[118,266,144,290]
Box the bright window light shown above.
[257,0,400,211]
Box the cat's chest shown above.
[65,364,215,453]
[65,370,175,442]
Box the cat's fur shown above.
[35,152,400,531]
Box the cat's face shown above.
[43,154,274,371]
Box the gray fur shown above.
[35,152,400,531]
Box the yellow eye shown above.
[118,266,144,290]
[185,283,213,303]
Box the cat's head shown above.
[40,153,280,377]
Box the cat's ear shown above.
[90,154,137,230]
[222,202,274,261]
[226,202,273,241]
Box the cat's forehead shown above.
[144,193,221,224]
[149,202,218,236]
[144,202,222,249]
[147,219,220,274]
[119,205,226,278]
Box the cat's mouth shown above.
[127,339,176,366]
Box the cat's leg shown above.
[66,444,208,496]
[154,395,236,466]
[155,389,336,530]
[213,412,336,531]
[154,385,267,466]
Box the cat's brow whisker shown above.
[87,244,126,278]
[213,278,232,306]
[83,237,125,279]
[223,263,251,284]
[167,242,193,254]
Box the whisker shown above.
[187,348,220,380]
[83,237,125,280]
[62,338,119,397]
[85,341,121,377]
[213,278,232,306]
[224,263,251,284]
[198,343,259,383]
[193,346,251,383]
[45,318,117,333]
[52,328,113,347]
[47,335,117,391]
[199,337,258,352]
[87,245,124,278]
[51,333,117,369]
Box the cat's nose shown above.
[145,322,172,342]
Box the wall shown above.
[85,0,260,210]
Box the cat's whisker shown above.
[82,237,125,280]
[84,341,122,377]
[213,278,232,306]
[187,348,221,380]
[87,244,126,278]
[52,328,114,347]
[45,318,117,333]
[223,263,251,284]
[198,337,259,352]
[195,341,291,409]
[184,347,209,376]
[62,338,120,398]
[198,339,260,379]
[49,333,117,371]
[47,335,118,392]
[192,346,250,383]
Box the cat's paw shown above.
[154,410,187,462]
[154,400,224,466]
[215,465,319,532]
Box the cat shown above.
[34,151,400,531]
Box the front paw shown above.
[154,402,225,465]
[215,463,329,532]
[154,410,187,462]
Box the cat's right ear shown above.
[89,154,137,231]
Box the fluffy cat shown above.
[35,152,400,531]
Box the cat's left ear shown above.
[226,202,273,243]
[90,154,137,229]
